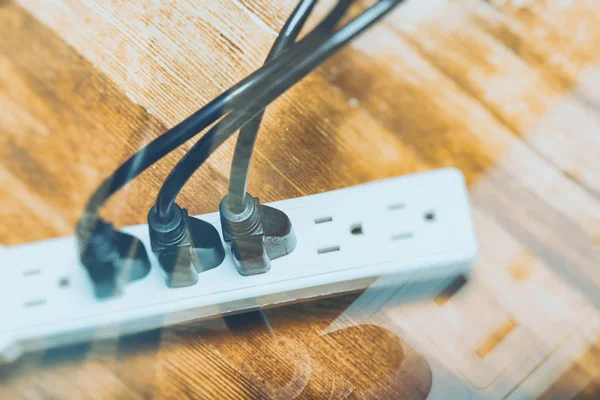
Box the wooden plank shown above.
[388,0,600,196]
[0,1,307,241]
[1,0,600,399]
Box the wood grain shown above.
[1,0,600,398]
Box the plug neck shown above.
[147,204,187,249]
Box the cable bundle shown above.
[76,0,405,297]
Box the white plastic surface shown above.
[0,168,477,363]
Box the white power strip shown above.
[0,168,477,363]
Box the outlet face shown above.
[0,168,477,363]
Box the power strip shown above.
[0,168,477,363]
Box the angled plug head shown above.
[76,215,151,299]
[148,204,225,288]
[219,193,296,276]
[259,203,296,260]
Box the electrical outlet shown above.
[0,168,477,364]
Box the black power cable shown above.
[80,0,353,223]
[227,0,320,213]
[153,0,355,221]
[154,0,404,221]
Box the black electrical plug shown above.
[148,203,225,288]
[219,193,296,276]
[76,215,151,299]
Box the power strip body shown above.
[0,168,477,363]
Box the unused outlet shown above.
[350,223,363,235]
[317,246,340,255]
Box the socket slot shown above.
[24,299,46,308]
[23,269,41,277]
[317,246,341,255]
[350,223,363,235]
[314,216,333,224]
[59,277,70,288]
[391,232,413,241]
[424,211,436,222]
[387,203,405,211]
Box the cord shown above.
[153,0,354,221]
[228,0,335,212]
[155,0,404,220]
[79,0,352,223]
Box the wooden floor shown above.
[1,0,599,398]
